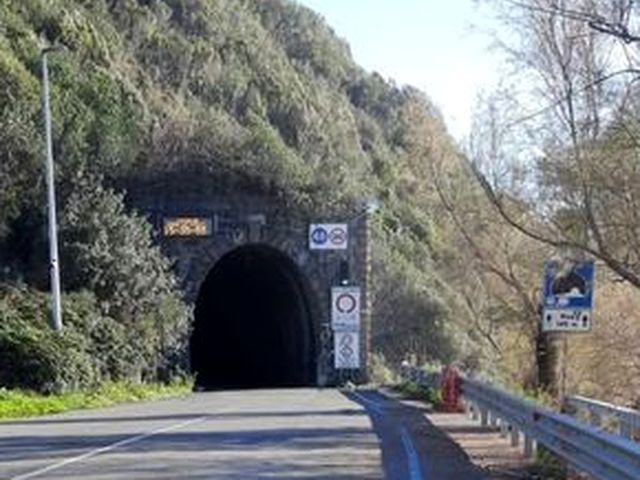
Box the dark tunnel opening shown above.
[190,245,316,389]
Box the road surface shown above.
[0,389,489,479]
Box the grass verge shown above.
[393,381,442,408]
[0,380,193,420]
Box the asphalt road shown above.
[0,389,487,479]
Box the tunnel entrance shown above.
[190,245,316,389]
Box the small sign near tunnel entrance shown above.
[163,217,212,237]
[309,224,348,250]
[331,286,361,331]
[334,331,360,369]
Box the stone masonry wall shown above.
[126,186,370,386]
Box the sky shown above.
[296,0,503,140]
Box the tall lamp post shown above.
[41,47,62,332]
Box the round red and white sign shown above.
[336,293,357,314]
[329,227,347,245]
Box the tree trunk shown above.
[535,328,559,396]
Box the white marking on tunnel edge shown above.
[11,416,209,480]
[401,426,423,480]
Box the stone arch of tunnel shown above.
[190,244,317,389]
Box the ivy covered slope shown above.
[0,0,471,391]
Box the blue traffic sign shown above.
[309,223,348,250]
[543,260,594,310]
[310,226,328,245]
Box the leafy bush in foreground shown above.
[0,281,189,393]
[0,286,98,392]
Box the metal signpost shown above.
[310,216,365,372]
[309,223,348,250]
[41,49,63,332]
[542,260,595,332]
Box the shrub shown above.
[0,286,98,393]
[0,282,190,393]
[59,172,192,381]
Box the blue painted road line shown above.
[400,426,423,480]
[351,391,385,416]
[351,392,424,479]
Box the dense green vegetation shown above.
[1,0,474,395]
[0,379,192,419]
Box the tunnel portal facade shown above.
[129,189,371,388]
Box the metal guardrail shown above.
[565,395,640,440]
[402,367,640,480]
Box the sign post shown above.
[542,260,595,332]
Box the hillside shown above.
[0,0,473,390]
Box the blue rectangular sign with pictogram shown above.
[309,223,348,250]
[542,260,594,332]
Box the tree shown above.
[59,172,191,380]
[429,130,559,390]
[473,0,640,288]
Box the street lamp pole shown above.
[41,48,62,332]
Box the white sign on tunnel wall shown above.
[331,287,361,331]
[309,223,348,250]
[334,331,360,369]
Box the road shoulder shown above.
[377,387,536,479]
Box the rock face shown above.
[127,185,371,387]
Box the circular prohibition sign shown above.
[335,293,357,314]
[328,227,347,245]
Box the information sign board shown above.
[331,286,360,331]
[334,331,360,369]
[163,217,212,237]
[542,260,594,332]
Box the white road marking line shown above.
[350,391,385,416]
[11,415,209,480]
[400,426,423,480]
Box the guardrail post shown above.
[471,404,479,421]
[523,435,534,458]
[481,408,488,427]
[500,420,508,438]
[510,426,519,447]
[589,410,602,428]
[490,412,498,428]
[620,422,633,439]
